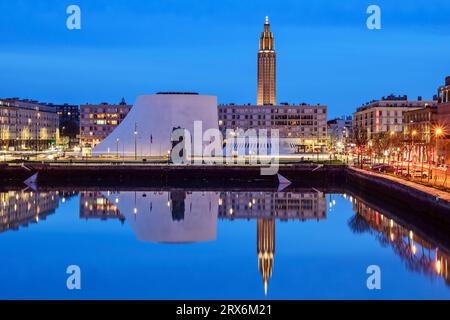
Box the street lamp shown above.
[408,130,418,177]
[412,130,417,162]
[434,126,444,164]
[116,138,120,159]
[35,112,41,153]
[134,122,138,161]
[28,118,31,150]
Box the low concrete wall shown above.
[20,163,345,188]
[346,167,450,222]
[1,163,449,218]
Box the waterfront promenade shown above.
[350,167,450,203]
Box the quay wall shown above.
[1,163,449,219]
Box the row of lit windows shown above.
[219,114,324,120]
[219,108,325,114]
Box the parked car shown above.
[371,164,395,173]
[405,169,429,179]
[395,167,408,175]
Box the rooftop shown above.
[156,92,199,95]
[218,102,325,107]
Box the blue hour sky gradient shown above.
[0,0,449,118]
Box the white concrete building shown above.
[93,93,219,158]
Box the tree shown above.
[372,132,392,163]
[352,127,368,168]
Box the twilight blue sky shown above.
[0,0,449,118]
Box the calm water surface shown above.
[0,188,449,299]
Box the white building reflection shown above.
[102,191,219,244]
[80,189,326,295]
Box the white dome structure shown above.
[93,93,219,158]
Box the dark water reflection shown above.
[0,187,449,299]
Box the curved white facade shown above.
[93,94,218,157]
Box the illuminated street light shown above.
[433,126,445,164]
[116,138,120,159]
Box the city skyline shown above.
[1,1,449,118]
[2,0,450,304]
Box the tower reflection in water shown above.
[218,190,328,295]
[80,189,327,294]
[2,190,448,295]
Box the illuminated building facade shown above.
[257,16,276,106]
[353,95,437,140]
[327,116,353,153]
[80,98,132,149]
[0,98,59,151]
[218,104,328,154]
[219,17,328,154]
[402,106,438,162]
[56,103,80,148]
[403,106,438,143]
[437,76,450,164]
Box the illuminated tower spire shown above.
[257,219,275,296]
[257,16,276,106]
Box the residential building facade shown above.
[437,76,450,164]
[403,106,438,143]
[0,98,59,151]
[80,98,132,149]
[403,106,438,162]
[327,116,353,153]
[218,18,328,155]
[55,103,80,148]
[353,95,437,140]
[218,103,328,153]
